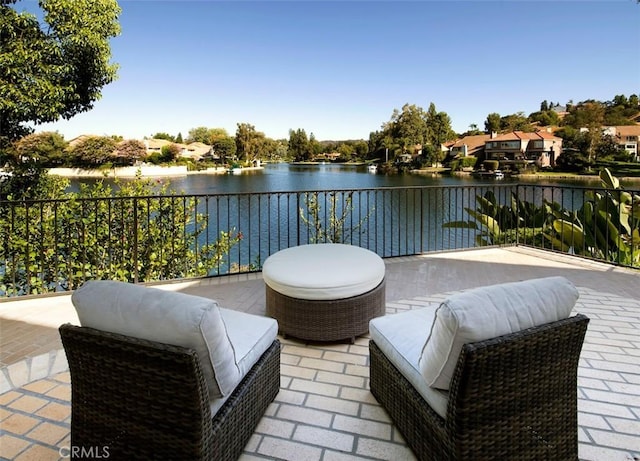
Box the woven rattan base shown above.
[60,324,281,461]
[266,278,385,342]
[369,314,589,461]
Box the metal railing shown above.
[1,183,638,297]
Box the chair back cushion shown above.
[419,276,579,390]
[71,280,241,399]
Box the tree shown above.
[269,139,289,162]
[309,133,322,159]
[186,127,227,145]
[235,123,265,163]
[337,143,355,162]
[212,136,236,163]
[462,124,483,136]
[1,0,121,146]
[612,94,628,107]
[353,140,368,159]
[1,175,242,295]
[564,102,605,166]
[596,135,627,162]
[389,103,429,153]
[114,139,146,166]
[175,132,183,143]
[369,103,431,163]
[425,104,456,152]
[68,135,117,167]
[152,132,175,142]
[484,113,501,134]
[12,131,67,167]
[186,127,210,144]
[500,112,532,132]
[1,0,120,198]
[529,110,560,127]
[160,143,180,162]
[288,128,310,162]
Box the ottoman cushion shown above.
[262,244,385,300]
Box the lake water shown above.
[61,163,630,275]
[69,162,602,194]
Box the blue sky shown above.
[22,0,640,142]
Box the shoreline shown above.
[44,165,263,178]
[3,165,639,183]
[418,168,640,183]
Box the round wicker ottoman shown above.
[263,244,386,343]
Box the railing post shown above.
[515,183,520,246]
[296,192,301,246]
[133,198,139,284]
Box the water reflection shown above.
[67,163,603,195]
[58,164,637,276]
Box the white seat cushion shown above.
[209,308,278,415]
[419,276,579,390]
[220,308,278,378]
[71,281,241,400]
[370,306,449,419]
[262,244,385,300]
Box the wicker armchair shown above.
[60,324,280,460]
[370,314,589,461]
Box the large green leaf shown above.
[600,168,620,190]
[552,219,584,250]
[542,233,570,252]
[476,193,497,218]
[467,209,501,237]
[442,220,478,229]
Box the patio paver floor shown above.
[1,248,639,460]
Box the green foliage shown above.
[114,139,146,165]
[426,106,456,153]
[500,112,534,132]
[443,190,547,247]
[443,168,640,267]
[11,131,68,167]
[187,127,228,145]
[1,168,70,201]
[67,135,117,167]
[337,143,355,162]
[235,123,265,163]
[421,145,439,166]
[145,151,164,165]
[596,135,627,162]
[309,133,323,159]
[560,95,639,131]
[449,157,477,171]
[484,113,501,134]
[461,157,478,168]
[0,174,242,296]
[483,160,499,171]
[212,136,236,162]
[528,110,560,127]
[299,192,371,244]
[151,132,175,142]
[0,0,121,146]
[160,143,180,162]
[369,103,455,163]
[288,128,311,162]
[542,168,640,266]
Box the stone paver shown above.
[1,249,639,460]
